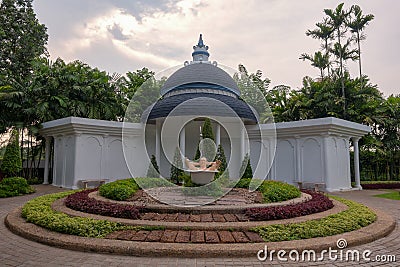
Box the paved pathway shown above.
[0,185,399,266]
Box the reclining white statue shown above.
[185,157,221,185]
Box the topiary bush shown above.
[259,180,301,203]
[1,129,22,177]
[239,153,253,179]
[214,145,230,186]
[0,177,35,198]
[170,147,184,184]
[99,178,139,201]
[231,178,301,203]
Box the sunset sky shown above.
[32,0,400,96]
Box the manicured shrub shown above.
[0,177,35,198]
[146,155,160,178]
[195,118,215,160]
[170,147,184,184]
[65,189,140,219]
[214,145,229,186]
[239,153,253,178]
[231,178,301,203]
[251,197,376,241]
[246,191,334,221]
[22,191,134,237]
[1,129,22,177]
[98,178,139,201]
[361,182,400,189]
[259,180,301,203]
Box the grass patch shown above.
[374,190,400,200]
[251,196,376,242]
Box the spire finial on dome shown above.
[198,34,204,47]
[191,33,210,62]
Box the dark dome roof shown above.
[160,63,240,96]
[143,93,258,123]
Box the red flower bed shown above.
[245,191,333,221]
[65,189,141,219]
[361,183,400,189]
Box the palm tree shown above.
[300,51,330,79]
[305,18,334,76]
[346,5,374,81]
[329,39,359,70]
[324,3,350,117]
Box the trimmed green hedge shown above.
[99,179,139,201]
[99,178,175,201]
[251,196,376,241]
[232,178,301,203]
[0,177,35,198]
[21,191,133,237]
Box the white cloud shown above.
[34,0,400,96]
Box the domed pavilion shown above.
[40,34,371,192]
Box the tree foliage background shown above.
[0,1,398,181]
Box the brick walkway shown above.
[1,185,399,266]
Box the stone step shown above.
[139,212,245,222]
[106,229,265,244]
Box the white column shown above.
[322,136,331,191]
[43,136,51,185]
[215,123,221,147]
[155,120,161,165]
[240,124,245,161]
[352,137,362,189]
[179,126,186,164]
[294,136,302,184]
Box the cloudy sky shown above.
[32,0,399,96]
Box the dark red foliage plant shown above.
[245,191,334,221]
[65,189,141,219]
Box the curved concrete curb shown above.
[90,191,312,214]
[5,206,395,257]
[52,198,348,230]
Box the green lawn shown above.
[374,190,400,200]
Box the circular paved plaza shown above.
[1,185,399,266]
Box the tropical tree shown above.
[324,3,350,116]
[1,129,22,177]
[305,18,334,75]
[300,51,331,79]
[0,0,48,83]
[347,5,374,81]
